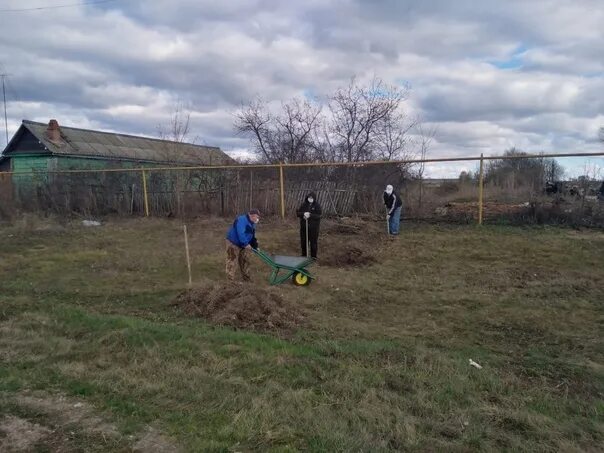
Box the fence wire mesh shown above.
[1,155,603,226]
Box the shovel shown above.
[305,217,310,258]
[386,210,390,235]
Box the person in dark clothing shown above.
[296,192,322,259]
[598,181,604,201]
[383,184,403,235]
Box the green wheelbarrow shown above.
[252,249,315,286]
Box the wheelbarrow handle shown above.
[252,248,270,261]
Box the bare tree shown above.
[235,98,322,164]
[234,98,273,162]
[157,101,197,150]
[575,162,602,210]
[235,77,416,166]
[485,149,564,192]
[327,77,409,162]
[415,122,436,209]
[545,159,564,183]
[156,102,199,218]
[375,110,417,161]
[276,98,323,163]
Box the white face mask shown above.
[385,189,393,195]
[253,218,260,224]
[308,198,314,203]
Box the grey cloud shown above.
[0,0,603,161]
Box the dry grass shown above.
[0,216,603,452]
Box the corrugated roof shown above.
[19,120,233,166]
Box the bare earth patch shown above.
[567,229,604,241]
[321,246,376,267]
[17,392,120,438]
[134,426,181,453]
[171,281,305,331]
[322,218,386,236]
[323,221,363,235]
[0,415,51,452]
[6,392,181,451]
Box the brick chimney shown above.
[46,119,62,143]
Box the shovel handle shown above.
[305,217,310,258]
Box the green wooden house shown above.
[0,119,235,215]
[0,119,232,174]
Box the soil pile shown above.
[438,201,530,219]
[323,222,362,235]
[323,218,384,236]
[171,282,304,331]
[321,246,376,267]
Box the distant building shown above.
[0,119,233,174]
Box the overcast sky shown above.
[0,0,603,176]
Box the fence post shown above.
[142,169,149,217]
[279,163,285,219]
[183,224,192,287]
[478,153,484,225]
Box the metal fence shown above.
[1,152,604,226]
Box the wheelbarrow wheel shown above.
[292,271,311,286]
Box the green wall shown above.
[11,155,51,188]
[8,155,225,205]
[11,155,50,173]
[55,157,145,171]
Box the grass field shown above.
[1,216,603,452]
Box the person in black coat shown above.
[296,192,322,259]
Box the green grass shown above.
[1,217,603,452]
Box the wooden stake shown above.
[183,224,192,287]
[130,183,135,215]
[142,169,149,217]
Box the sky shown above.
[0,0,603,177]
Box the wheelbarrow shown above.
[252,249,315,286]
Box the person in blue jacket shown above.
[225,209,260,281]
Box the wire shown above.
[0,63,26,123]
[5,78,26,122]
[0,0,118,13]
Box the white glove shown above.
[386,214,390,220]
[304,212,311,219]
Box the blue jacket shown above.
[226,214,258,249]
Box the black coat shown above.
[383,191,403,214]
[296,192,322,226]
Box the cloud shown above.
[0,0,602,173]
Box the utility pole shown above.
[1,74,8,148]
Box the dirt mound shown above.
[321,246,376,267]
[171,282,304,331]
[323,218,386,236]
[323,222,363,235]
[436,201,530,220]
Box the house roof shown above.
[4,120,234,166]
